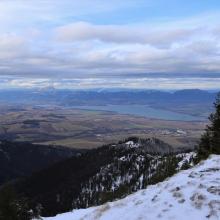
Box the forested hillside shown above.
[9,137,194,217]
[44,154,220,220]
[0,140,82,186]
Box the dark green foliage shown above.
[146,156,179,185]
[99,185,130,204]
[0,186,40,220]
[0,140,82,186]
[2,137,189,217]
[72,153,181,210]
[181,160,191,170]
[14,145,121,216]
[197,92,220,160]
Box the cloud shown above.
[54,11,220,47]
[0,0,219,89]
[55,22,198,47]
[0,34,26,58]
[2,76,220,90]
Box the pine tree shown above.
[0,186,40,220]
[198,92,220,159]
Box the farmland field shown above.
[0,104,206,149]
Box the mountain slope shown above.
[43,155,220,220]
[13,137,192,217]
[0,140,81,186]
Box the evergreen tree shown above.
[0,186,40,220]
[198,92,220,159]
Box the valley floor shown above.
[0,106,205,149]
[43,155,220,220]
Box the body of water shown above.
[72,105,204,121]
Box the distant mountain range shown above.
[0,89,216,107]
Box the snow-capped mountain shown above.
[43,155,220,220]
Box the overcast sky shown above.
[0,0,220,90]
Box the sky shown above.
[0,0,220,90]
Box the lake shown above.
[72,105,205,121]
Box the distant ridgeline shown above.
[7,137,195,217]
[0,89,216,106]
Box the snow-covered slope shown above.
[43,155,220,220]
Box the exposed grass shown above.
[0,106,206,149]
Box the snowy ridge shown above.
[68,138,183,210]
[13,137,181,216]
[71,151,190,209]
[43,155,220,220]
[125,141,140,148]
[177,152,196,169]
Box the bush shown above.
[197,92,220,160]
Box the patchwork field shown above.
[0,105,207,149]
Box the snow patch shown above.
[177,152,196,169]
[43,155,220,220]
[125,141,140,148]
